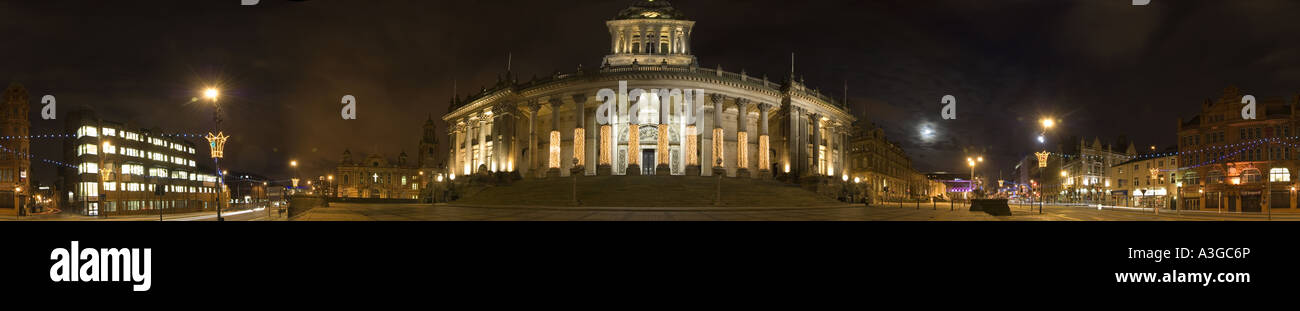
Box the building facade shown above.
[334,116,440,200]
[443,1,856,183]
[335,150,422,199]
[0,83,31,216]
[847,122,924,201]
[1107,153,1178,209]
[225,171,269,205]
[60,108,223,216]
[1177,86,1300,212]
[1056,137,1134,203]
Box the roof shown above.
[615,0,685,20]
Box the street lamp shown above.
[290,160,299,195]
[1060,170,1069,204]
[967,156,982,200]
[202,87,228,221]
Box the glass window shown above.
[77,126,98,138]
[1270,168,1290,182]
[1243,170,1263,183]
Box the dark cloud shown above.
[3,0,1298,183]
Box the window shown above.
[77,126,98,138]
[1243,170,1262,183]
[79,162,99,174]
[102,127,117,137]
[77,144,98,156]
[1208,171,1224,184]
[1271,168,1290,182]
[1183,171,1199,185]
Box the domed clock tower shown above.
[603,0,697,67]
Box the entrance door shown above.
[1241,194,1261,213]
[642,150,655,175]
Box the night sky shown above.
[3,0,1299,183]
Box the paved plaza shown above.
[287,202,1300,221]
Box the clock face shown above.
[641,11,660,18]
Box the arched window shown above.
[1242,169,1262,183]
[632,43,640,53]
[1270,168,1290,182]
[660,42,669,54]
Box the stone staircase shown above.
[453,176,845,208]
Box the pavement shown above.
[9,200,1298,221]
[0,204,280,221]
[286,201,1300,221]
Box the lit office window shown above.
[1270,168,1290,182]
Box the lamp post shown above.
[571,157,580,206]
[434,173,444,203]
[202,88,229,221]
[1176,181,1182,215]
[290,160,299,195]
[1060,170,1069,205]
[714,158,724,206]
[967,156,982,207]
[1038,117,1055,210]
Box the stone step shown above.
[454,176,841,207]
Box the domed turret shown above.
[604,0,697,67]
[615,0,686,20]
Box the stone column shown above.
[572,94,587,173]
[496,102,515,173]
[476,116,487,174]
[490,108,502,173]
[626,92,642,176]
[786,104,800,178]
[824,123,834,177]
[528,101,541,178]
[735,98,751,178]
[598,122,613,176]
[839,126,848,179]
[656,91,671,176]
[464,119,473,176]
[685,92,701,176]
[710,94,726,175]
[448,123,459,177]
[758,103,772,179]
[547,99,562,177]
[811,113,821,177]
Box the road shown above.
[9,201,1297,221]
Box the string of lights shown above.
[0,143,77,169]
[0,132,205,140]
[1038,136,1300,162]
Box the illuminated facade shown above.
[0,83,31,216]
[1057,137,1134,203]
[1107,153,1178,209]
[1176,86,1300,212]
[847,122,925,201]
[335,150,422,199]
[444,1,855,180]
[60,108,222,216]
